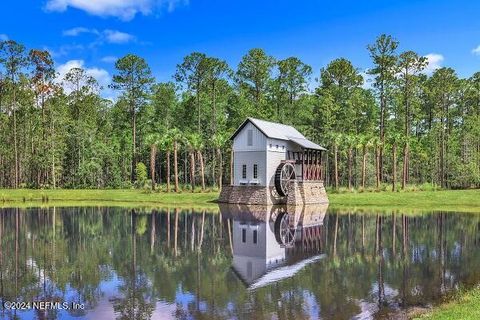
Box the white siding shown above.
[265,138,304,187]
[233,122,267,152]
[266,150,286,187]
[232,219,285,284]
[232,122,308,187]
[233,151,266,186]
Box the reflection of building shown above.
[220,204,328,289]
[218,118,329,205]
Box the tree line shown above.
[0,34,479,191]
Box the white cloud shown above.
[45,44,84,58]
[63,27,98,36]
[472,45,480,56]
[424,53,444,73]
[0,34,8,41]
[103,30,134,44]
[61,27,134,44]
[101,56,118,63]
[45,0,187,21]
[56,59,114,98]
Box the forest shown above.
[0,34,479,191]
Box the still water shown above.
[0,205,479,319]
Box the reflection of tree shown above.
[1,207,480,319]
[112,210,154,320]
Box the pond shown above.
[0,205,479,319]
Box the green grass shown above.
[0,188,219,209]
[413,288,480,320]
[329,189,480,212]
[0,188,479,212]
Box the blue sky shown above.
[1,0,480,97]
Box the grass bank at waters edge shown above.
[0,189,219,208]
[412,287,480,320]
[1,188,480,212]
[329,189,480,212]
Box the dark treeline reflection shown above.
[0,207,479,319]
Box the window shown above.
[242,229,246,243]
[253,230,258,244]
[253,164,258,179]
[242,164,247,179]
[247,130,253,146]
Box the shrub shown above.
[135,162,148,189]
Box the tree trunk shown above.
[380,87,385,182]
[375,146,380,189]
[348,148,353,190]
[362,146,367,189]
[198,150,205,191]
[402,142,407,190]
[393,143,397,192]
[51,115,56,189]
[217,148,223,191]
[13,86,18,188]
[334,144,339,190]
[190,151,195,192]
[131,108,137,183]
[174,141,179,192]
[150,144,157,191]
[166,151,171,192]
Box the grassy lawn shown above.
[0,188,220,209]
[413,288,480,320]
[1,188,480,212]
[329,189,480,212]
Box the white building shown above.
[229,118,327,198]
[220,204,328,289]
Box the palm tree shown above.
[344,134,355,190]
[160,130,175,192]
[170,129,182,192]
[331,133,343,190]
[388,132,402,191]
[359,135,374,189]
[401,134,411,190]
[145,133,161,190]
[195,136,206,191]
[185,133,198,192]
[186,133,206,191]
[372,136,382,190]
[212,133,228,190]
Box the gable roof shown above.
[231,118,327,151]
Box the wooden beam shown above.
[302,149,305,181]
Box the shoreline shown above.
[1,188,479,319]
[1,188,479,212]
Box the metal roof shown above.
[231,117,327,151]
[288,137,327,151]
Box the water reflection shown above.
[0,207,479,319]
[221,204,327,289]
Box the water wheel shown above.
[274,162,296,197]
[274,211,296,248]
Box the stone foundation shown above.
[286,181,329,205]
[218,181,328,205]
[217,185,283,205]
